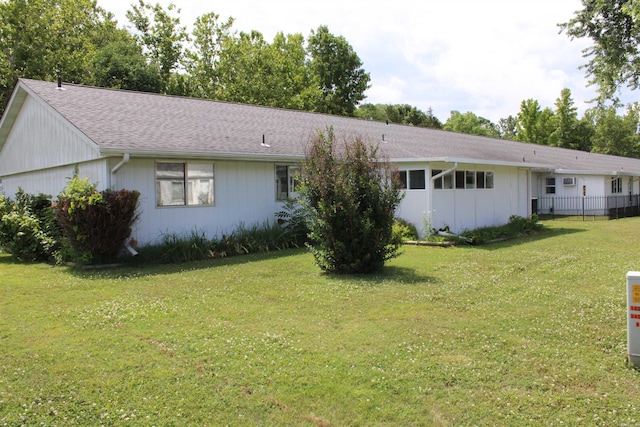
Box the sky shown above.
[103,0,611,123]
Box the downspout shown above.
[109,153,138,256]
[428,162,458,235]
[110,152,130,188]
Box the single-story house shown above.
[2,78,640,244]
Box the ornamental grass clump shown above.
[299,128,404,274]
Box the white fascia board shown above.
[554,169,640,177]
[391,157,553,169]
[99,148,306,163]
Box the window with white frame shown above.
[398,169,426,190]
[276,165,300,200]
[612,177,623,194]
[545,177,556,194]
[433,169,493,190]
[156,162,214,207]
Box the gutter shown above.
[109,153,130,189]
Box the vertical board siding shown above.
[0,96,100,176]
[115,158,285,245]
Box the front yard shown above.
[1,219,640,426]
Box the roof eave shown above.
[392,156,553,169]
[99,148,306,163]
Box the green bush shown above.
[461,214,543,244]
[393,218,419,241]
[299,128,404,274]
[55,176,140,264]
[0,191,60,261]
[276,199,310,246]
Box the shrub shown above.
[461,214,543,244]
[0,191,60,261]
[55,176,140,263]
[276,198,310,246]
[299,128,404,274]
[393,218,419,241]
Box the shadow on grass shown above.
[64,248,308,280]
[457,226,585,250]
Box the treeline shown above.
[439,88,640,158]
[0,0,370,116]
[1,0,638,158]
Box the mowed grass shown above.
[1,219,640,426]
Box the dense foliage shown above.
[0,191,59,261]
[299,129,404,274]
[54,176,140,264]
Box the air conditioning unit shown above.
[563,177,576,186]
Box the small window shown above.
[157,162,214,207]
[432,170,443,190]
[545,177,556,194]
[612,177,622,194]
[409,169,426,190]
[398,170,408,189]
[276,165,300,200]
[465,171,476,189]
[476,172,485,189]
[455,171,465,189]
[485,172,494,189]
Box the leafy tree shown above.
[443,111,500,137]
[0,0,117,110]
[299,128,403,274]
[560,0,640,102]
[549,88,580,149]
[498,115,519,140]
[515,99,556,145]
[215,30,318,109]
[91,31,163,92]
[126,0,189,92]
[590,104,640,157]
[184,11,235,99]
[355,103,442,128]
[307,25,371,116]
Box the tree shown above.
[184,11,235,99]
[355,103,443,128]
[443,111,500,137]
[515,99,556,145]
[560,0,640,102]
[0,0,118,110]
[590,104,640,157]
[498,115,519,140]
[549,88,580,149]
[299,128,403,274]
[307,25,371,116]
[215,30,318,109]
[91,31,163,92]
[126,0,189,92]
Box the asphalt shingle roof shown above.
[14,78,640,175]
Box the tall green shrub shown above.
[55,176,140,263]
[299,128,404,274]
[0,191,60,261]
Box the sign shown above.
[626,272,640,368]
[582,185,586,196]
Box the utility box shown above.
[626,272,640,368]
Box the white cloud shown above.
[102,0,606,122]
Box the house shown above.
[2,78,640,244]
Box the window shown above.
[455,170,465,189]
[612,177,623,194]
[398,171,408,189]
[465,171,476,189]
[432,169,453,190]
[545,177,556,194]
[276,165,300,200]
[156,162,214,207]
[485,172,494,189]
[408,169,426,189]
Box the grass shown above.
[1,218,640,426]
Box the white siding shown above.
[0,160,109,199]
[114,158,287,245]
[0,95,101,176]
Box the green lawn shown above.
[1,219,640,426]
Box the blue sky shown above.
[106,0,618,123]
